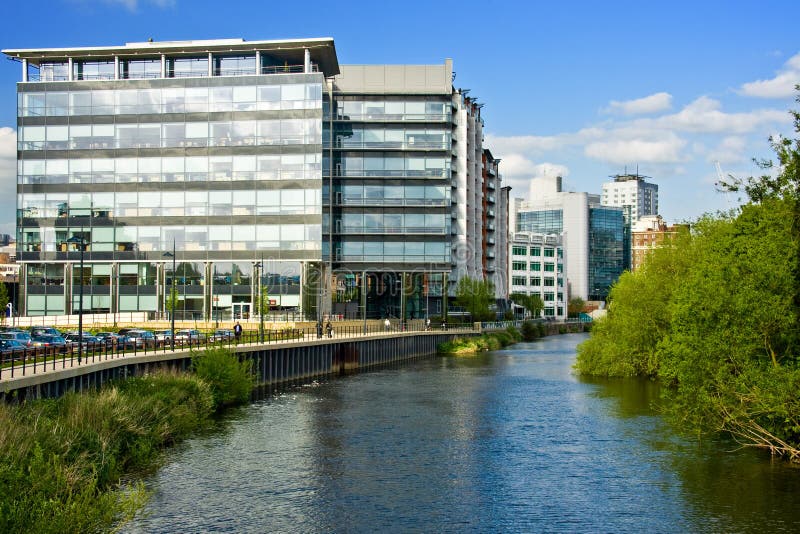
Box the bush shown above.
[506,326,522,342]
[191,348,254,409]
[520,321,538,341]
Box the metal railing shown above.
[0,322,477,382]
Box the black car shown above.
[30,334,69,352]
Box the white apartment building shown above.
[508,232,565,320]
[600,173,658,221]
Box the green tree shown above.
[254,285,270,317]
[510,292,544,319]
[454,276,496,321]
[165,286,178,317]
[0,283,8,324]
[567,297,585,318]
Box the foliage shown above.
[192,347,254,409]
[577,91,800,459]
[0,372,214,533]
[165,286,178,313]
[454,276,496,321]
[520,320,545,342]
[254,285,270,317]
[567,297,585,318]
[511,292,544,319]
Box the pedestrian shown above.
[316,321,323,339]
[326,321,333,338]
[384,318,390,332]
[233,321,242,343]
[425,318,431,331]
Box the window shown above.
[530,277,541,286]
[530,247,541,256]
[512,246,527,256]
[544,263,555,272]
[544,248,555,257]
[544,278,555,287]
[512,276,527,286]
[512,261,527,271]
[544,292,555,302]
[530,263,541,272]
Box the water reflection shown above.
[125,333,800,533]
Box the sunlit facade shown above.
[5,38,505,320]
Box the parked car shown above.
[0,331,33,347]
[0,339,28,359]
[31,334,69,352]
[210,329,235,342]
[94,332,121,347]
[30,326,63,337]
[175,329,205,344]
[121,330,157,349]
[63,333,102,349]
[154,330,174,345]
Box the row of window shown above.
[510,276,563,287]
[326,154,450,176]
[19,189,320,219]
[510,246,560,257]
[337,185,449,204]
[19,83,322,117]
[19,154,321,185]
[328,127,450,150]
[330,100,449,121]
[18,118,322,151]
[336,213,448,235]
[19,224,322,253]
[511,262,560,273]
[337,241,449,263]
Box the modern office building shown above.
[601,173,658,221]
[4,37,502,319]
[508,232,565,319]
[515,176,624,301]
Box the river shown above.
[124,333,800,533]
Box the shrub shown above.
[521,321,538,341]
[192,348,254,409]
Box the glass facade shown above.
[516,209,563,233]
[588,207,624,300]
[17,65,324,318]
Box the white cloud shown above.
[584,133,687,165]
[705,136,748,165]
[0,128,16,236]
[603,92,672,115]
[739,52,800,98]
[640,96,790,134]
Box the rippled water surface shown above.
[125,333,800,532]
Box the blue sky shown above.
[1,0,799,235]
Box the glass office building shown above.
[6,38,335,318]
[5,38,504,320]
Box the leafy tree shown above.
[165,286,179,319]
[454,276,496,321]
[567,297,585,318]
[0,283,8,323]
[254,286,270,317]
[510,292,544,319]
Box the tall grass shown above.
[0,347,254,533]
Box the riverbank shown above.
[0,348,253,533]
[437,321,588,354]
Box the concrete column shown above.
[68,57,74,81]
[21,59,27,82]
[208,52,213,77]
[255,50,261,75]
[160,54,166,78]
[114,56,119,80]
[304,48,311,73]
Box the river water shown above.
[125,333,800,533]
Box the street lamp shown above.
[163,239,176,351]
[66,233,85,363]
[259,254,265,343]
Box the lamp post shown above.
[259,254,265,343]
[66,233,85,363]
[163,239,176,351]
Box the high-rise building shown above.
[630,215,686,271]
[4,38,503,320]
[600,173,658,221]
[514,176,624,301]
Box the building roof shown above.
[3,37,340,76]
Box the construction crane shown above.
[715,161,733,209]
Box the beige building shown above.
[631,216,685,271]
